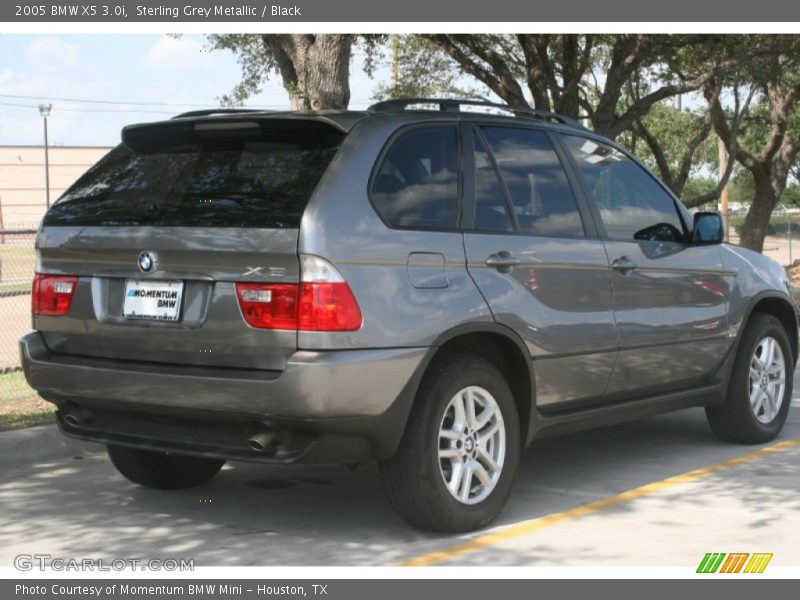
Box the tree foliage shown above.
[618,102,721,205]
[410,34,799,252]
[371,35,489,101]
[703,35,800,251]
[209,33,800,255]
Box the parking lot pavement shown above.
[1,377,798,568]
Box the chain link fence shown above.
[0,228,37,404]
[728,209,800,269]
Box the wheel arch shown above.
[743,292,799,366]
[411,322,537,447]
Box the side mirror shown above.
[692,212,724,245]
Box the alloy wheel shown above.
[749,336,786,424]
[438,385,506,505]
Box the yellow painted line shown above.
[401,438,800,566]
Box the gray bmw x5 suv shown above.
[20,99,798,532]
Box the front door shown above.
[559,134,731,399]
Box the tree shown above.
[208,34,383,110]
[622,84,750,209]
[372,35,488,101]
[417,34,800,251]
[704,36,800,252]
[621,102,725,206]
[419,35,748,139]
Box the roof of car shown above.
[119,100,591,148]
[161,99,588,135]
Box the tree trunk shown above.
[556,35,583,119]
[261,34,354,110]
[738,172,778,253]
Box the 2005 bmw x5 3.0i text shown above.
[20,99,799,532]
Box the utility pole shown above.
[39,103,52,209]
[718,137,730,242]
[0,193,5,244]
[390,34,399,98]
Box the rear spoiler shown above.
[121,115,348,153]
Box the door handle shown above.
[486,251,520,273]
[611,256,637,273]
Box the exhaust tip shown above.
[247,422,280,452]
[247,437,267,452]
[61,402,94,426]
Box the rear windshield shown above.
[44,123,342,228]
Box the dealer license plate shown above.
[123,279,184,322]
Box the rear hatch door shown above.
[36,117,344,371]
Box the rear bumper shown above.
[20,331,427,463]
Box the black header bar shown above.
[2,0,798,22]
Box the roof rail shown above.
[171,108,272,120]
[367,98,585,129]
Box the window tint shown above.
[473,134,513,232]
[562,135,686,242]
[371,126,459,230]
[44,129,341,228]
[481,127,584,237]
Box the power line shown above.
[62,107,174,115]
[0,100,174,115]
[0,100,39,109]
[0,92,264,108]
[0,92,375,109]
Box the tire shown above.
[379,354,521,532]
[106,445,225,490]
[706,312,794,444]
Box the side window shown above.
[370,126,459,230]
[480,127,584,237]
[562,135,686,242]
[473,133,513,232]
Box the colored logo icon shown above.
[137,251,157,273]
[697,552,773,573]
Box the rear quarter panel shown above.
[298,115,493,350]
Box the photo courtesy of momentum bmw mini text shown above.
[1,0,800,596]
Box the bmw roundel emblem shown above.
[137,251,158,273]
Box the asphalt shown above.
[1,374,798,568]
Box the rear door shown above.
[35,118,343,372]
[558,134,730,398]
[461,124,618,410]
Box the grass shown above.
[0,281,31,295]
[0,371,54,432]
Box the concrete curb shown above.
[0,424,101,470]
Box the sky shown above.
[0,35,389,147]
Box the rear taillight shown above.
[297,281,362,331]
[236,283,299,330]
[235,256,362,332]
[32,273,78,316]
